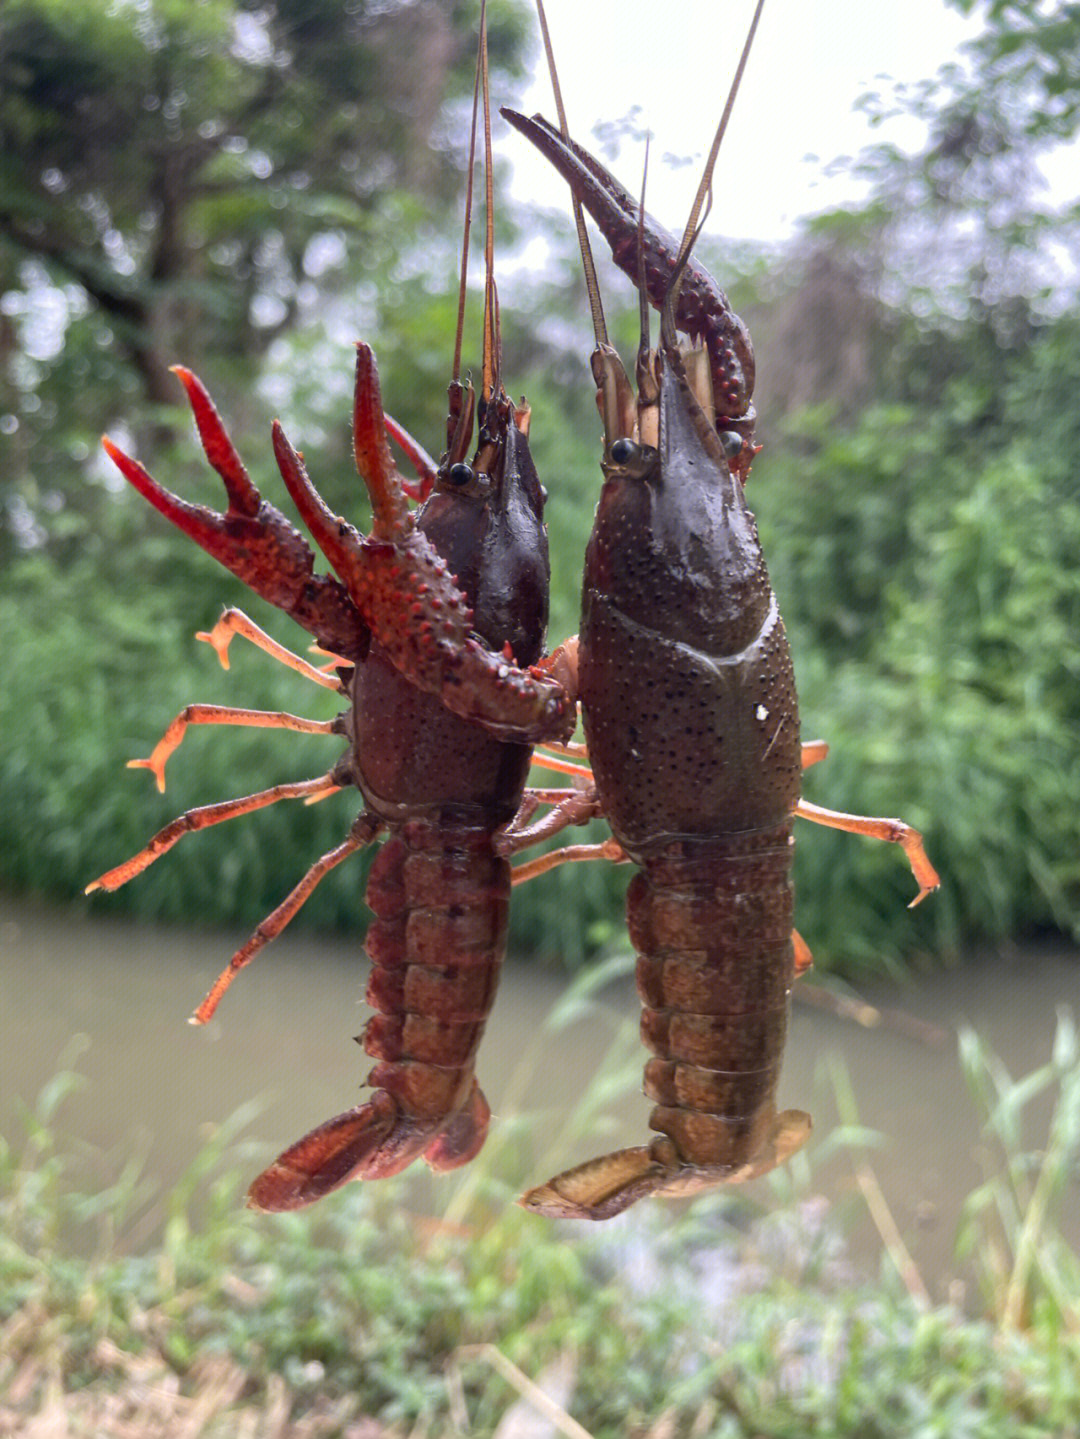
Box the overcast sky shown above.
[500,0,986,244]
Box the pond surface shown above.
[2,896,1077,1296]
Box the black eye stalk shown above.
[438,460,492,498]
[606,436,657,480]
[719,431,743,463]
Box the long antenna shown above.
[535,0,608,349]
[452,10,486,385]
[671,0,766,298]
[480,1,500,401]
[636,137,652,356]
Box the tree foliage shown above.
[2,0,1080,972]
[845,0,1080,329]
[0,0,529,398]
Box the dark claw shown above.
[501,108,757,480]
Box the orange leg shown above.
[191,812,381,1024]
[499,784,602,857]
[531,739,823,787]
[85,773,341,894]
[792,928,814,975]
[197,608,346,690]
[307,641,355,673]
[128,706,339,793]
[794,798,940,907]
[511,837,628,887]
[530,749,593,781]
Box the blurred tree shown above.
[850,0,1080,331]
[0,0,532,562]
[0,0,529,403]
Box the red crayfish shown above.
[495,13,939,1219]
[88,20,573,1209]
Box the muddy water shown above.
[2,896,1077,1293]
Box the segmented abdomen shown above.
[362,818,508,1136]
[628,827,795,1170]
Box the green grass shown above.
[2,1011,1078,1437]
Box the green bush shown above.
[758,318,1080,968]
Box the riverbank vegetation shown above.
[2,1008,1078,1436]
[2,1001,1080,1439]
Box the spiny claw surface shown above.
[103,357,571,744]
[271,373,572,745]
[101,373,363,659]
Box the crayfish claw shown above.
[352,341,413,541]
[102,395,365,662]
[170,366,260,517]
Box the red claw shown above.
[103,356,572,744]
[169,365,261,517]
[102,373,366,661]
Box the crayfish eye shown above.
[719,431,743,461]
[609,437,638,465]
[447,462,474,486]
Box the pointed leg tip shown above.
[84,881,100,896]
[126,757,165,792]
[908,883,939,909]
[195,624,233,669]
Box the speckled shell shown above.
[579,358,801,1172]
[580,362,801,857]
[628,831,795,1168]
